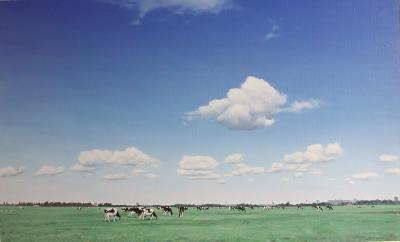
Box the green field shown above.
[1,205,400,241]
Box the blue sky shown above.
[0,0,399,204]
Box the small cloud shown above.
[77,146,159,167]
[284,143,344,163]
[282,177,290,182]
[145,173,158,179]
[247,178,255,182]
[285,163,312,172]
[280,99,321,113]
[386,168,400,175]
[350,172,378,181]
[36,165,65,176]
[70,164,95,173]
[328,178,336,182]
[104,173,129,181]
[101,0,238,25]
[265,23,280,40]
[293,172,303,178]
[177,155,221,181]
[379,154,398,163]
[0,166,26,178]
[267,162,284,173]
[230,163,265,176]
[310,170,323,176]
[217,179,226,184]
[178,155,218,170]
[224,153,244,163]
[132,168,146,176]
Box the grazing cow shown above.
[326,205,334,210]
[315,205,323,212]
[104,208,121,222]
[77,207,82,211]
[357,205,362,209]
[236,206,246,212]
[263,206,270,211]
[160,206,173,216]
[127,207,144,217]
[196,205,209,210]
[178,206,185,218]
[297,205,303,210]
[140,208,158,220]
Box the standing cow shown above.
[104,208,121,222]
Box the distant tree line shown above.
[2,199,399,207]
[354,200,399,205]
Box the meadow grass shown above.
[1,205,400,241]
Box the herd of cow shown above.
[102,204,338,222]
[103,206,188,222]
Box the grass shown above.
[1,205,400,241]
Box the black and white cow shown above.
[104,208,121,222]
[313,205,323,212]
[160,206,173,216]
[263,205,272,211]
[236,206,246,212]
[326,205,334,210]
[128,207,144,217]
[139,208,158,220]
[178,206,185,218]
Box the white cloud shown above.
[285,163,312,172]
[217,178,226,184]
[310,170,323,176]
[102,0,237,25]
[177,168,221,180]
[177,155,221,181]
[379,154,398,163]
[224,153,244,163]
[185,76,320,130]
[104,173,129,181]
[293,172,303,177]
[230,163,265,176]
[178,155,218,170]
[36,165,65,176]
[132,168,146,176]
[265,23,280,40]
[350,172,378,181]
[284,143,343,163]
[70,164,95,173]
[145,173,158,179]
[187,173,221,180]
[0,166,26,178]
[281,99,321,113]
[77,146,159,167]
[267,162,285,173]
[386,168,400,175]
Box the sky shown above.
[0,0,399,205]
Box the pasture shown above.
[1,205,400,241]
